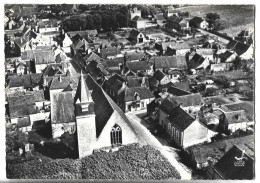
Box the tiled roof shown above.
[125,52,145,61]
[27,90,45,102]
[8,74,42,88]
[173,81,190,91]
[83,52,101,63]
[213,145,254,179]
[103,74,125,92]
[224,102,254,121]
[34,50,55,65]
[9,105,36,118]
[167,107,195,131]
[169,93,203,107]
[154,14,166,21]
[187,135,254,164]
[226,40,251,56]
[100,48,121,58]
[49,76,77,90]
[8,94,35,108]
[43,64,63,77]
[102,57,124,68]
[14,37,27,48]
[152,56,187,70]
[130,29,141,37]
[51,92,75,124]
[126,77,149,88]
[163,46,175,56]
[126,61,150,72]
[221,51,234,62]
[224,110,250,124]
[124,87,155,102]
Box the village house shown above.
[99,47,121,59]
[179,18,190,31]
[206,145,254,179]
[118,86,155,112]
[151,69,171,85]
[36,19,59,34]
[186,135,254,170]
[60,32,73,53]
[159,93,203,127]
[155,42,176,55]
[189,17,209,29]
[49,76,78,96]
[7,73,43,94]
[187,53,210,74]
[125,61,152,75]
[131,16,146,30]
[130,7,141,20]
[16,62,27,75]
[125,51,145,62]
[226,40,254,60]
[164,106,209,148]
[164,8,180,18]
[151,55,188,72]
[34,50,56,73]
[101,57,125,71]
[153,14,166,28]
[129,29,145,44]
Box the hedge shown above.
[7,144,181,180]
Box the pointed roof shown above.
[77,72,93,103]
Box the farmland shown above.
[178,5,254,37]
[7,144,181,179]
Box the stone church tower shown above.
[75,72,96,158]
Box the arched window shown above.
[110,124,122,146]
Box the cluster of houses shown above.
[5,4,254,180]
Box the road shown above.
[198,28,230,44]
[126,111,192,180]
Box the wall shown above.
[160,76,171,85]
[39,27,59,33]
[36,64,48,73]
[76,114,96,158]
[95,110,139,149]
[183,120,208,148]
[136,21,146,29]
[51,122,76,138]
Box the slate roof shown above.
[167,86,191,96]
[155,42,176,52]
[9,105,36,118]
[21,50,35,60]
[14,37,27,48]
[124,87,155,102]
[126,61,150,72]
[168,93,203,107]
[71,39,85,50]
[51,92,75,124]
[152,69,167,81]
[167,107,195,131]
[34,50,55,65]
[103,74,125,92]
[213,145,254,179]
[130,29,141,37]
[152,56,187,70]
[159,98,179,114]
[221,51,234,62]
[164,46,175,56]
[49,76,77,90]
[8,94,35,108]
[188,53,205,70]
[43,64,63,77]
[132,16,145,21]
[226,40,251,56]
[83,52,101,63]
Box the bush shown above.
[7,144,181,179]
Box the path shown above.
[126,112,192,180]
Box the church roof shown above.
[76,72,93,103]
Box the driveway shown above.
[126,112,192,180]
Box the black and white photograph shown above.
[3,1,256,180]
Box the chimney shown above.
[21,38,23,43]
[59,75,62,83]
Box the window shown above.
[110,124,122,146]
[176,131,179,139]
[141,101,144,108]
[168,123,171,133]
[171,127,174,138]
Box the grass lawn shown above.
[178,5,254,37]
[7,144,181,180]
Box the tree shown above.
[6,126,29,153]
[84,14,94,30]
[212,19,224,31]
[165,15,182,31]
[92,14,102,32]
[117,13,129,28]
[206,13,220,28]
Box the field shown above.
[7,144,181,179]
[178,5,254,37]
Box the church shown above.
[51,73,140,158]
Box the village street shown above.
[126,110,192,180]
